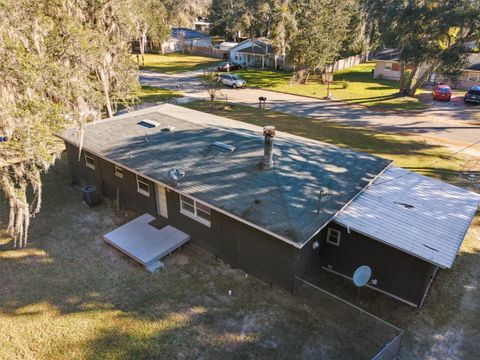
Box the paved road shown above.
[140,70,480,155]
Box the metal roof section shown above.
[335,167,480,269]
[171,28,211,40]
[58,104,391,247]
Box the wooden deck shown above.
[103,214,190,272]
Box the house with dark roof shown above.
[373,48,480,89]
[58,104,480,308]
[161,28,212,54]
[230,38,285,69]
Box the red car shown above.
[432,84,452,101]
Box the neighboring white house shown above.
[373,48,480,89]
[161,28,212,54]
[194,17,211,32]
[218,42,238,51]
[230,38,285,69]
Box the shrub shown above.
[342,80,349,89]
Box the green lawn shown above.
[182,100,480,359]
[0,164,396,360]
[1,103,479,359]
[183,101,467,183]
[234,63,428,111]
[136,85,182,104]
[139,53,221,74]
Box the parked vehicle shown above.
[464,85,480,104]
[217,62,242,72]
[432,84,452,101]
[217,74,247,88]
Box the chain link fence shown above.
[294,277,403,360]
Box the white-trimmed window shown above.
[326,228,341,246]
[468,72,479,82]
[136,175,150,196]
[114,165,124,178]
[85,152,95,170]
[180,194,211,227]
[384,62,393,71]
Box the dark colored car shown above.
[432,84,452,101]
[217,62,242,72]
[464,85,480,104]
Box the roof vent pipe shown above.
[262,126,276,170]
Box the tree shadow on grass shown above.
[0,168,388,359]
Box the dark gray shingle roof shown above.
[373,48,400,61]
[59,105,390,247]
[235,38,274,55]
[465,53,480,71]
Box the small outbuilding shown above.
[57,104,480,308]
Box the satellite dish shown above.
[168,168,185,185]
[353,265,372,287]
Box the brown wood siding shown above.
[319,222,437,306]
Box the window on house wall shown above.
[385,62,393,71]
[468,72,479,82]
[136,175,150,196]
[180,194,211,226]
[326,228,341,246]
[85,152,95,170]
[114,165,124,178]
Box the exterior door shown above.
[155,184,168,218]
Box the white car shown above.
[217,74,247,88]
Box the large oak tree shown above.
[0,0,139,247]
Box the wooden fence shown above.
[184,45,229,59]
[326,52,374,73]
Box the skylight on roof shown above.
[212,141,235,152]
[137,119,160,128]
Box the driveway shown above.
[140,70,480,155]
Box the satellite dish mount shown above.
[168,168,185,188]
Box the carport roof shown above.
[58,104,390,247]
[335,167,480,268]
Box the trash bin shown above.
[82,185,101,206]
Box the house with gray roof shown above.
[58,104,480,307]
[373,48,480,89]
[162,28,212,54]
[230,38,285,69]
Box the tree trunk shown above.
[398,60,406,95]
[400,64,418,97]
[303,68,312,84]
[139,30,147,66]
[408,67,433,96]
[210,94,215,109]
[98,67,113,118]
